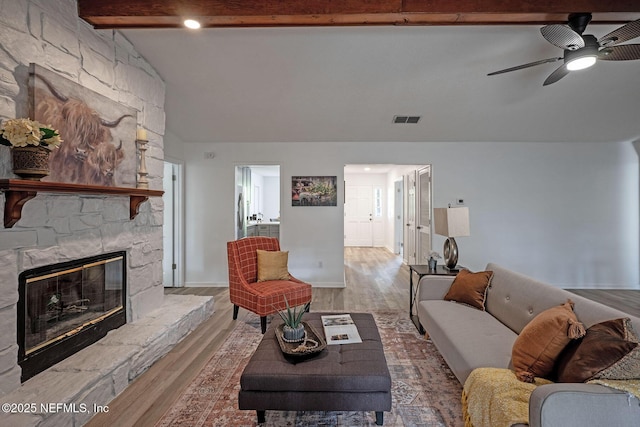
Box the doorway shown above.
[162,160,184,287]
[235,165,281,239]
[344,164,431,258]
[344,164,429,257]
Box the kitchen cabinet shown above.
[246,223,279,239]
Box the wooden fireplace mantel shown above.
[0,179,164,228]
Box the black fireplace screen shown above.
[18,251,126,382]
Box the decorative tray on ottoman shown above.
[275,321,327,359]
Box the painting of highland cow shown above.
[29,64,137,187]
[291,176,338,206]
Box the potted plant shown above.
[276,297,306,342]
[0,118,62,180]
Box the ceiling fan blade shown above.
[541,24,584,50]
[599,44,640,61]
[487,57,562,76]
[543,65,571,86]
[599,19,640,46]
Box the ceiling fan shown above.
[488,13,640,86]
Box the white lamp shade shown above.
[434,207,470,238]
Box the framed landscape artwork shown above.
[29,64,137,188]
[291,176,338,207]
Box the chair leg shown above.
[260,316,267,334]
[233,305,239,320]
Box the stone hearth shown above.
[0,294,213,426]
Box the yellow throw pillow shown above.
[512,299,585,382]
[256,249,291,282]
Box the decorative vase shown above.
[282,324,305,342]
[11,146,50,180]
[428,257,437,271]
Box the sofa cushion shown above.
[418,300,518,383]
[256,249,291,282]
[444,269,493,310]
[556,318,640,383]
[512,300,585,382]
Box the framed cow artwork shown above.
[29,63,138,188]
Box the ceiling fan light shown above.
[566,55,596,71]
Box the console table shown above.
[408,264,459,333]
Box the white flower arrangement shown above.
[0,118,62,150]
[429,251,442,259]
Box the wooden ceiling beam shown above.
[78,0,640,29]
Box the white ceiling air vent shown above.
[393,115,421,124]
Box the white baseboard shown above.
[561,283,640,290]
[311,281,346,288]
[184,282,229,287]
[184,281,346,288]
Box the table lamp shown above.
[433,207,470,271]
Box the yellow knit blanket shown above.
[463,369,640,427]
[462,368,552,427]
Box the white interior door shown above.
[394,180,403,255]
[345,185,373,246]
[404,172,416,264]
[371,187,385,247]
[162,161,183,287]
[416,166,432,264]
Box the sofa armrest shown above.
[417,276,455,301]
[529,383,640,427]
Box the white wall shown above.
[164,129,185,161]
[263,176,280,221]
[182,140,639,290]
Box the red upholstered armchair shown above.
[227,237,312,333]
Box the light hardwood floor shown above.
[86,248,640,426]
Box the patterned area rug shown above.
[155,311,463,426]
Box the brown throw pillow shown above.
[512,299,585,383]
[256,249,291,282]
[443,269,493,311]
[555,318,640,383]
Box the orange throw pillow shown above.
[512,299,585,382]
[444,269,494,311]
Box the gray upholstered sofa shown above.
[417,263,640,427]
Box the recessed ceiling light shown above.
[364,167,371,171]
[184,19,201,29]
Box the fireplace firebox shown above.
[18,251,127,382]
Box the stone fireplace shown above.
[0,0,170,399]
[0,4,214,424]
[18,251,127,382]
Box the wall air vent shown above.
[393,115,421,124]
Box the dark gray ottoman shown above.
[239,312,392,425]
